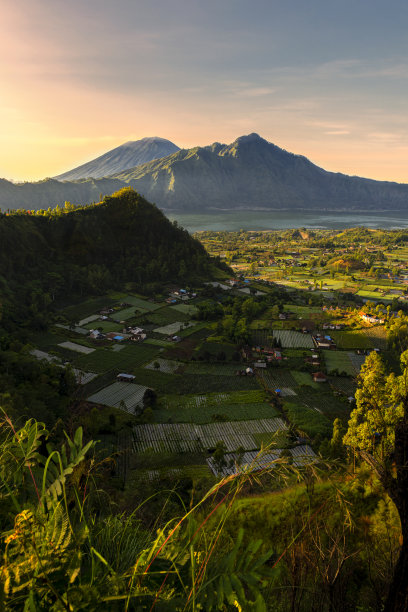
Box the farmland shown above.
[272,330,314,348]
[132,418,288,453]
[88,382,148,414]
[153,389,279,424]
[28,225,401,488]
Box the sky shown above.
[1,0,408,182]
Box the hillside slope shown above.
[55,137,180,180]
[0,188,213,330]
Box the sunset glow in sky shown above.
[1,0,408,182]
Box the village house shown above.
[89,329,105,340]
[313,371,328,383]
[117,373,135,382]
[360,313,385,325]
[313,334,336,349]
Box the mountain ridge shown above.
[1,133,408,212]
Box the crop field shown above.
[154,321,195,335]
[74,344,160,373]
[283,305,322,315]
[58,341,95,354]
[146,308,190,325]
[284,401,332,437]
[272,330,314,348]
[207,444,317,476]
[170,303,199,315]
[120,296,162,311]
[294,386,351,421]
[132,417,288,453]
[145,358,184,374]
[258,369,297,389]
[88,381,148,413]
[329,376,357,396]
[154,389,278,423]
[290,371,321,389]
[323,350,355,376]
[72,369,98,384]
[330,330,373,349]
[29,330,66,351]
[348,352,366,373]
[78,315,100,327]
[83,320,123,332]
[30,349,60,363]
[63,297,117,322]
[195,341,238,360]
[360,326,388,350]
[112,306,143,321]
[184,363,241,376]
[144,338,174,348]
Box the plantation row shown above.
[132,418,288,453]
[88,382,148,413]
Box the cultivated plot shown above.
[207,444,317,476]
[145,358,183,374]
[272,330,314,348]
[88,381,148,413]
[169,303,199,315]
[58,341,95,355]
[154,321,195,335]
[132,418,288,453]
[323,351,355,376]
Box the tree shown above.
[343,350,408,611]
[213,441,227,474]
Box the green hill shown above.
[0,188,215,330]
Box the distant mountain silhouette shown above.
[1,133,408,212]
[55,137,180,180]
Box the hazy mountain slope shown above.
[114,133,408,211]
[0,177,126,211]
[2,133,408,212]
[54,137,180,180]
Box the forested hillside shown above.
[0,188,213,331]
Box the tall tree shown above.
[344,351,408,611]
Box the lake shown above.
[166,210,408,233]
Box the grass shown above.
[145,308,190,325]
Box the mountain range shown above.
[2,133,408,212]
